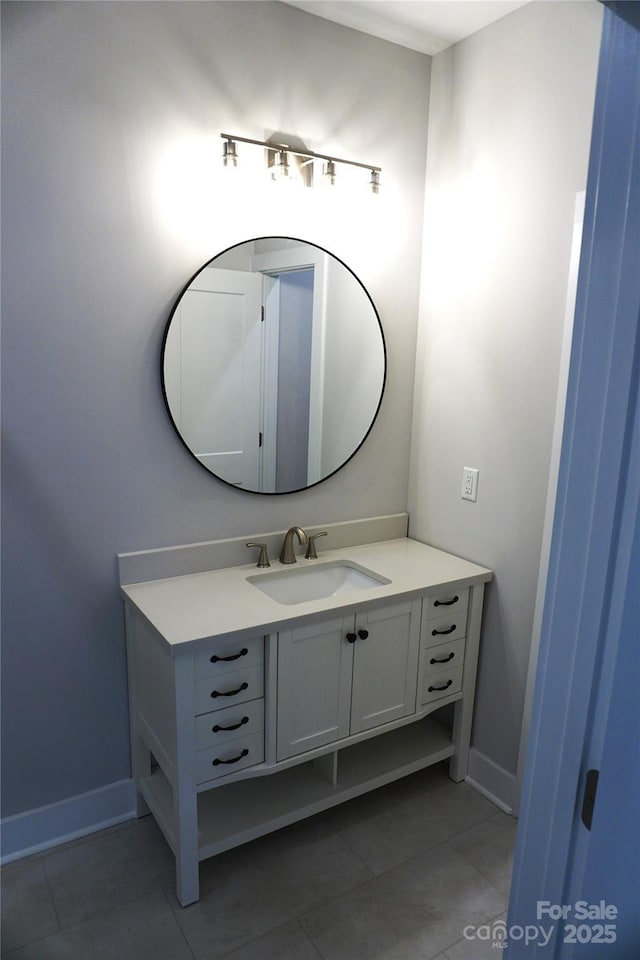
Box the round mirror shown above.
[161,237,386,494]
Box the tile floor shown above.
[1,763,517,960]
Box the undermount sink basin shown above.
[247,560,390,605]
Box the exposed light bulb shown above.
[272,149,290,180]
[222,139,238,167]
[322,160,336,186]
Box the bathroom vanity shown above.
[120,525,491,906]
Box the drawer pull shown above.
[210,647,248,664]
[212,716,250,733]
[428,679,453,692]
[211,682,249,699]
[432,624,456,636]
[430,652,455,664]
[212,748,249,766]
[434,596,459,607]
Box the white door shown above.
[166,267,263,488]
[350,600,421,734]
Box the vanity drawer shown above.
[193,665,264,716]
[421,665,463,705]
[424,638,465,675]
[422,611,467,648]
[194,698,264,751]
[425,588,469,620]
[196,731,264,784]
[194,635,264,681]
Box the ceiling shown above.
[282,1,531,55]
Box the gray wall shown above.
[1,1,430,816]
[408,1,603,780]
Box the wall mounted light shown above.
[221,133,381,193]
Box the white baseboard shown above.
[0,779,137,864]
[466,747,516,815]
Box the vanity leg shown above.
[130,732,151,817]
[172,755,199,906]
[125,609,151,816]
[449,698,472,781]
[174,655,200,906]
[449,583,486,782]
[174,790,199,907]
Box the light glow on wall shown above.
[150,130,389,263]
[423,157,507,309]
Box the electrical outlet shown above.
[461,467,479,502]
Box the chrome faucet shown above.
[279,526,309,564]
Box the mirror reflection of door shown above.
[162,238,386,494]
[163,267,262,488]
[270,268,314,492]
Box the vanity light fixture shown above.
[221,133,381,193]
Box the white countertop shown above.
[121,538,492,649]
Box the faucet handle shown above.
[246,542,271,568]
[305,531,328,560]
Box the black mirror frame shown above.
[160,236,387,496]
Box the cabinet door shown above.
[277,614,353,761]
[350,599,421,734]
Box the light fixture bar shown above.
[220,133,381,175]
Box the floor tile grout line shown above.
[403,841,512,960]
[445,812,516,896]
[335,828,379,879]
[213,918,326,960]
[446,808,514,841]
[160,884,198,960]
[333,803,508,882]
[36,875,175,934]
[40,857,64,937]
[2,885,185,957]
[439,836,512,897]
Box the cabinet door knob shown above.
[346,632,357,643]
[358,629,369,640]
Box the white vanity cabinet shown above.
[120,536,492,907]
[277,599,421,760]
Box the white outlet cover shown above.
[462,467,479,502]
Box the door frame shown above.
[252,244,328,485]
